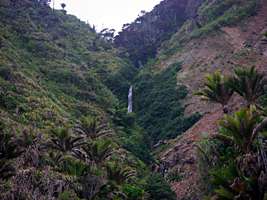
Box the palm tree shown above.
[218,107,260,153]
[214,107,267,199]
[0,133,23,160]
[250,117,267,144]
[74,116,113,140]
[81,140,113,166]
[229,67,266,106]
[0,132,22,180]
[48,128,84,153]
[78,174,105,200]
[0,160,16,180]
[46,151,64,169]
[96,162,136,199]
[106,162,136,185]
[196,71,233,113]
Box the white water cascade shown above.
[127,86,133,113]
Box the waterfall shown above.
[127,86,133,113]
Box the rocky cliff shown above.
[114,0,205,66]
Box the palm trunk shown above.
[248,118,267,152]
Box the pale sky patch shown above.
[52,0,162,32]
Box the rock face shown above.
[114,0,205,66]
[158,0,267,199]
[160,109,223,200]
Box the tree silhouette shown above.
[60,3,66,10]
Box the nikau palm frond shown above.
[74,116,113,140]
[106,162,136,185]
[0,133,23,159]
[196,71,233,113]
[218,106,260,153]
[82,140,113,166]
[229,67,266,105]
[48,128,84,153]
[0,132,22,180]
[0,160,16,180]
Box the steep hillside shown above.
[152,0,267,199]
[0,0,134,124]
[153,0,266,116]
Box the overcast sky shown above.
[52,0,162,32]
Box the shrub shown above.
[166,169,182,182]
[122,184,144,200]
[135,63,200,143]
[192,0,258,38]
[0,66,12,81]
[58,190,79,200]
[60,157,88,177]
[145,173,176,200]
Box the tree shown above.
[0,132,23,160]
[145,173,176,200]
[106,162,136,185]
[81,140,113,166]
[38,0,51,5]
[229,67,266,106]
[78,174,104,200]
[74,116,113,140]
[97,162,136,199]
[210,107,267,199]
[60,3,66,10]
[196,71,233,113]
[197,68,267,200]
[99,28,115,42]
[48,128,84,153]
[0,160,16,180]
[60,3,66,14]
[0,132,22,180]
[218,106,260,153]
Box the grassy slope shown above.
[151,0,267,199]
[0,2,167,199]
[0,2,134,129]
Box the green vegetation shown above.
[196,71,233,113]
[197,67,266,110]
[192,0,258,38]
[228,67,266,105]
[0,1,175,199]
[2,0,264,199]
[197,67,267,199]
[134,62,200,144]
[159,0,258,58]
[146,173,177,200]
